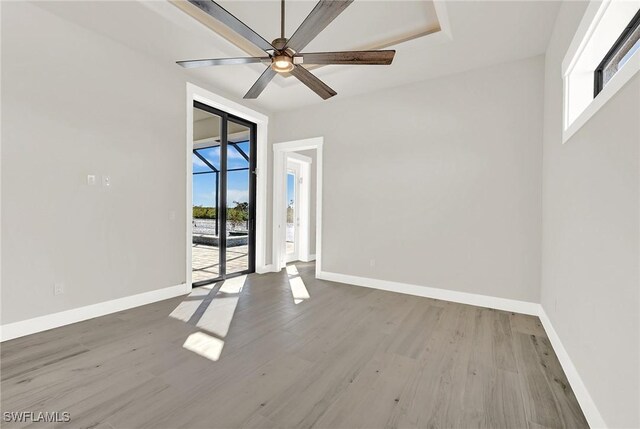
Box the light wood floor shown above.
[0,262,588,429]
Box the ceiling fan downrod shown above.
[281,0,285,39]
[272,0,288,52]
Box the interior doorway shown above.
[285,153,312,263]
[273,138,323,273]
[286,168,298,261]
[191,101,256,286]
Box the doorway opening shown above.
[273,138,323,274]
[285,152,312,263]
[286,169,297,260]
[191,101,256,286]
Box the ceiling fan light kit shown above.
[271,55,294,73]
[176,0,396,100]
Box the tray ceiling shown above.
[172,0,441,56]
[31,1,562,113]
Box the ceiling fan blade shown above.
[285,0,353,53]
[297,50,395,65]
[289,65,336,100]
[177,57,270,68]
[244,67,278,99]
[188,1,274,52]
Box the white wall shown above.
[0,2,249,325]
[270,55,545,303]
[541,2,640,427]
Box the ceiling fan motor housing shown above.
[272,38,288,51]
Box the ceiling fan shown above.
[176,0,395,100]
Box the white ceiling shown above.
[34,0,562,114]
[184,0,441,53]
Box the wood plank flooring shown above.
[0,262,588,429]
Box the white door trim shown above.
[186,83,270,290]
[287,152,313,164]
[272,137,323,275]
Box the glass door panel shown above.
[192,107,223,284]
[225,121,252,275]
[192,101,256,284]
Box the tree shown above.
[287,200,294,223]
[193,206,216,219]
[228,201,249,225]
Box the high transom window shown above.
[594,9,640,97]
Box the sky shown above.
[192,141,250,208]
[192,139,297,211]
[287,172,295,208]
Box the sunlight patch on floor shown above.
[286,265,310,304]
[198,275,246,337]
[183,331,224,362]
[169,283,216,323]
[196,295,239,337]
[171,275,248,362]
[219,274,246,295]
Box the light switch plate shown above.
[87,175,96,186]
[54,283,64,295]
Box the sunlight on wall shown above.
[286,265,310,304]
[183,331,224,362]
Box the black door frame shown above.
[193,100,257,286]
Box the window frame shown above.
[562,1,640,144]
[594,8,640,97]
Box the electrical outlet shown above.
[54,283,64,296]
[102,175,111,187]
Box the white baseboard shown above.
[316,269,606,428]
[537,308,607,428]
[300,254,316,262]
[256,264,276,274]
[0,283,188,342]
[317,270,539,315]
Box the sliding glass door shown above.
[192,101,256,286]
